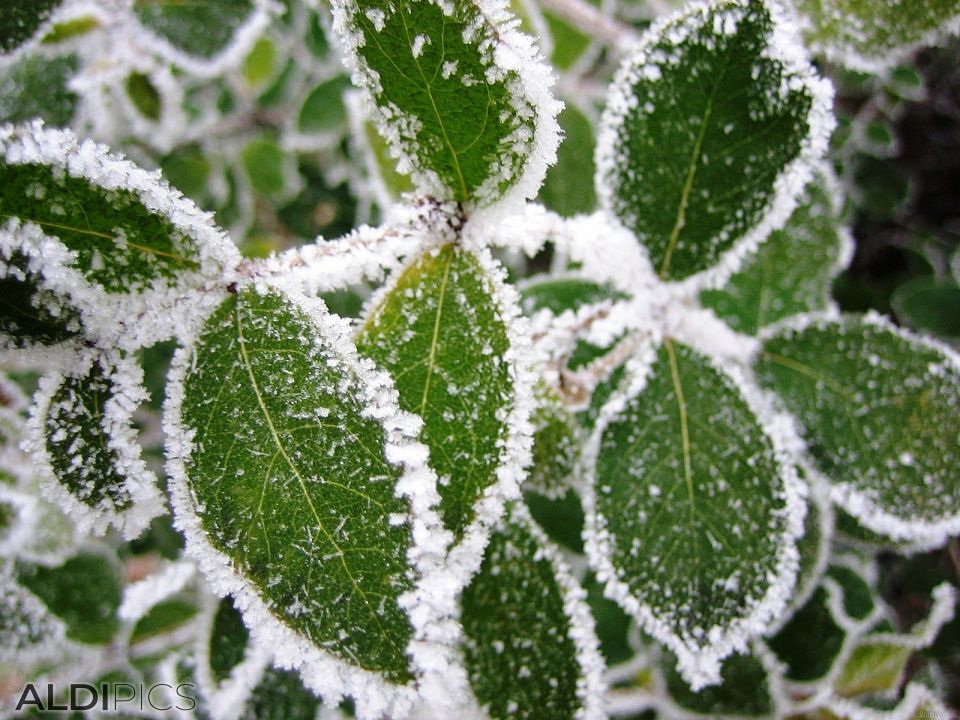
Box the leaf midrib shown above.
[664,339,699,571]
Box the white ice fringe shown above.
[594,0,835,294]
[23,348,165,539]
[0,121,240,351]
[581,333,808,690]
[758,310,960,547]
[119,560,197,624]
[330,0,561,216]
[162,279,469,720]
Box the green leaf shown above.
[755,314,960,543]
[332,0,556,206]
[539,102,597,216]
[586,338,802,687]
[209,595,251,682]
[700,175,851,334]
[175,285,417,681]
[134,0,258,60]
[768,583,845,682]
[126,72,162,122]
[663,651,773,716]
[527,383,579,497]
[0,248,81,349]
[161,145,213,201]
[131,599,198,643]
[0,564,64,661]
[543,6,596,71]
[361,119,415,200]
[461,503,604,720]
[520,275,625,317]
[524,489,584,554]
[241,136,295,202]
[836,641,911,697]
[357,244,515,541]
[28,352,162,537]
[891,276,960,340]
[17,551,122,645]
[0,126,213,294]
[794,0,960,71]
[240,667,320,720]
[243,37,277,88]
[0,53,78,126]
[298,75,351,134]
[0,0,64,53]
[597,0,830,281]
[41,15,99,44]
[825,563,875,620]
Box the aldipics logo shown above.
[13,682,197,712]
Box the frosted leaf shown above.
[0,53,79,127]
[17,550,124,646]
[0,562,65,662]
[0,0,65,54]
[460,501,606,720]
[794,0,960,73]
[0,484,36,557]
[526,382,580,498]
[0,122,241,349]
[165,283,463,716]
[756,313,960,545]
[357,243,531,543]
[331,0,561,209]
[596,0,833,282]
[240,666,322,720]
[661,650,778,716]
[700,170,853,334]
[298,75,353,135]
[24,349,164,539]
[766,580,847,683]
[889,276,960,342]
[583,338,805,689]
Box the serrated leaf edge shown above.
[23,348,165,539]
[582,333,807,690]
[162,280,468,720]
[757,309,960,546]
[595,0,835,291]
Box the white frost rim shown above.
[23,347,165,540]
[329,0,561,216]
[757,310,960,546]
[594,0,835,293]
[162,279,469,720]
[581,333,807,690]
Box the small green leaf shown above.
[766,585,845,682]
[241,136,295,202]
[598,0,830,281]
[663,651,773,716]
[131,599,198,643]
[527,383,579,497]
[126,72,162,121]
[332,0,556,206]
[41,15,99,44]
[240,667,320,720]
[298,75,351,133]
[243,37,277,88]
[755,314,960,543]
[587,338,801,687]
[524,489,585,554]
[209,595,250,683]
[826,564,875,620]
[836,641,911,697]
[461,503,604,720]
[177,286,416,681]
[134,0,258,60]
[357,244,515,540]
[0,565,64,661]
[543,6,596,71]
[161,145,212,201]
[539,102,597,216]
[0,249,81,349]
[0,53,78,126]
[891,276,960,340]
[700,176,851,334]
[520,275,625,317]
[0,0,64,53]
[795,0,960,71]
[17,551,122,645]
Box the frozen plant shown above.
[1,0,959,718]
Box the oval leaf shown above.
[596,0,832,282]
[461,502,605,720]
[584,338,804,688]
[755,313,960,544]
[357,244,527,544]
[134,0,261,63]
[331,0,560,207]
[167,284,458,713]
